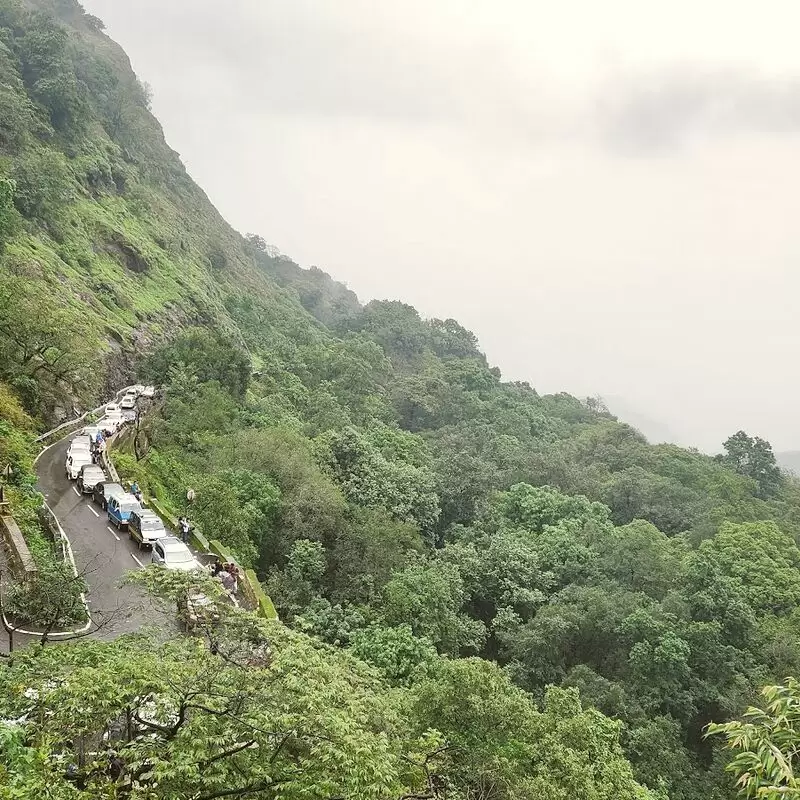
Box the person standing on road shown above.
[179,516,191,543]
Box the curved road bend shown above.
[35,436,173,640]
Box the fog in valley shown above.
[83,0,800,453]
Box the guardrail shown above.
[103,441,279,622]
[34,386,136,446]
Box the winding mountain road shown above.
[35,435,172,639]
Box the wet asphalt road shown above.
[35,436,175,640]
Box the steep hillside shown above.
[0,0,351,416]
[2,1,800,798]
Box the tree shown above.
[159,372,240,447]
[707,678,800,799]
[491,482,611,533]
[349,623,437,686]
[381,556,485,655]
[142,328,251,400]
[329,507,424,605]
[266,539,327,618]
[245,232,267,251]
[4,559,87,642]
[11,148,74,220]
[0,277,97,412]
[0,177,18,249]
[186,469,280,567]
[443,530,552,628]
[0,626,426,798]
[719,430,783,499]
[320,425,441,536]
[409,658,659,800]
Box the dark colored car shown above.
[92,481,124,510]
[76,464,106,494]
[129,509,167,549]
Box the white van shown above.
[66,450,92,480]
[80,425,104,440]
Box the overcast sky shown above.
[82,0,800,452]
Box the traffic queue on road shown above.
[61,386,201,573]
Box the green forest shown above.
[1,0,800,797]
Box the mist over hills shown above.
[0,2,798,798]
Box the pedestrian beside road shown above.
[179,516,191,544]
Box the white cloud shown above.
[83,0,800,451]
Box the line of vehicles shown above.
[62,388,201,572]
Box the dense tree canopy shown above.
[1,2,799,798]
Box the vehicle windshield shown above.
[166,548,193,564]
[140,518,165,531]
[118,501,141,513]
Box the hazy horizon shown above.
[82,0,800,453]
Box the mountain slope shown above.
[2,2,800,799]
[0,0,353,415]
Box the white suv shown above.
[151,537,201,571]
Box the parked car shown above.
[107,493,142,530]
[67,436,92,457]
[105,403,121,415]
[120,394,137,410]
[76,464,105,494]
[80,425,104,440]
[130,385,145,396]
[93,481,124,510]
[151,537,200,571]
[97,414,123,434]
[141,386,156,399]
[129,509,167,549]
[66,451,92,480]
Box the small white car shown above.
[120,394,137,410]
[68,435,92,454]
[130,385,145,396]
[98,414,123,434]
[66,451,93,480]
[141,386,156,399]
[80,425,104,440]
[67,443,92,462]
[105,403,121,415]
[151,537,201,571]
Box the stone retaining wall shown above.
[0,515,38,582]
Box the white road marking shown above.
[106,526,121,542]
[72,486,80,497]
[88,506,99,517]
[130,553,144,568]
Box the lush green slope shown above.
[1,1,799,798]
[0,0,353,417]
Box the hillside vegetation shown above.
[1,1,800,798]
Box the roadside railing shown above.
[103,436,279,623]
[34,386,136,448]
